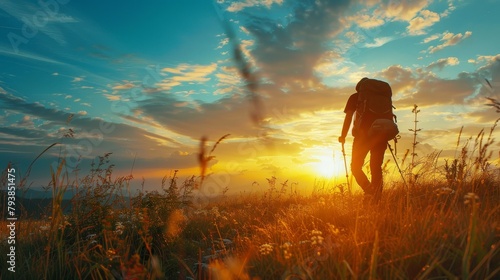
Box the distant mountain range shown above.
[1,188,132,219]
[13,187,76,200]
[1,188,72,219]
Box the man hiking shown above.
[338,77,398,202]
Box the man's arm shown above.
[339,110,354,143]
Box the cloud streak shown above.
[157,63,218,91]
[426,57,459,70]
[0,90,185,159]
[427,31,472,54]
[225,0,284,12]
[407,9,440,35]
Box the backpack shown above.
[352,78,399,141]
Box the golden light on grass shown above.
[165,209,186,238]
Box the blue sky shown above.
[1,0,500,193]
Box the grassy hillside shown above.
[1,129,499,279]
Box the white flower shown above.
[40,224,50,231]
[435,187,454,196]
[58,218,71,230]
[310,230,324,245]
[464,192,480,205]
[259,243,273,256]
[211,206,221,218]
[115,222,125,235]
[86,233,97,240]
[281,242,293,260]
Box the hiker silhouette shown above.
[339,77,398,202]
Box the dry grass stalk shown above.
[197,134,230,188]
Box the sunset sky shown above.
[1,0,499,194]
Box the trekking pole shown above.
[387,142,410,207]
[341,142,351,195]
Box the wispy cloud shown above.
[364,36,394,48]
[104,94,122,101]
[157,63,217,91]
[348,13,385,29]
[112,81,135,90]
[383,0,430,22]
[422,33,440,44]
[214,66,244,95]
[356,1,452,37]
[426,57,459,70]
[440,0,457,18]
[468,54,500,65]
[16,115,34,127]
[427,31,472,54]
[407,9,440,35]
[216,37,230,49]
[225,0,284,12]
[0,89,184,160]
[344,31,362,45]
[0,46,66,64]
[314,51,348,77]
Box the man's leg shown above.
[369,140,388,200]
[351,137,371,194]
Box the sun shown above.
[312,150,347,179]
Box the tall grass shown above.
[1,122,500,279]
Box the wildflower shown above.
[281,242,293,260]
[107,249,119,261]
[310,230,324,246]
[327,223,340,235]
[464,192,480,205]
[40,224,50,231]
[211,206,221,218]
[259,243,273,256]
[58,218,71,230]
[435,187,454,196]
[131,211,144,222]
[313,246,324,257]
[115,221,125,235]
